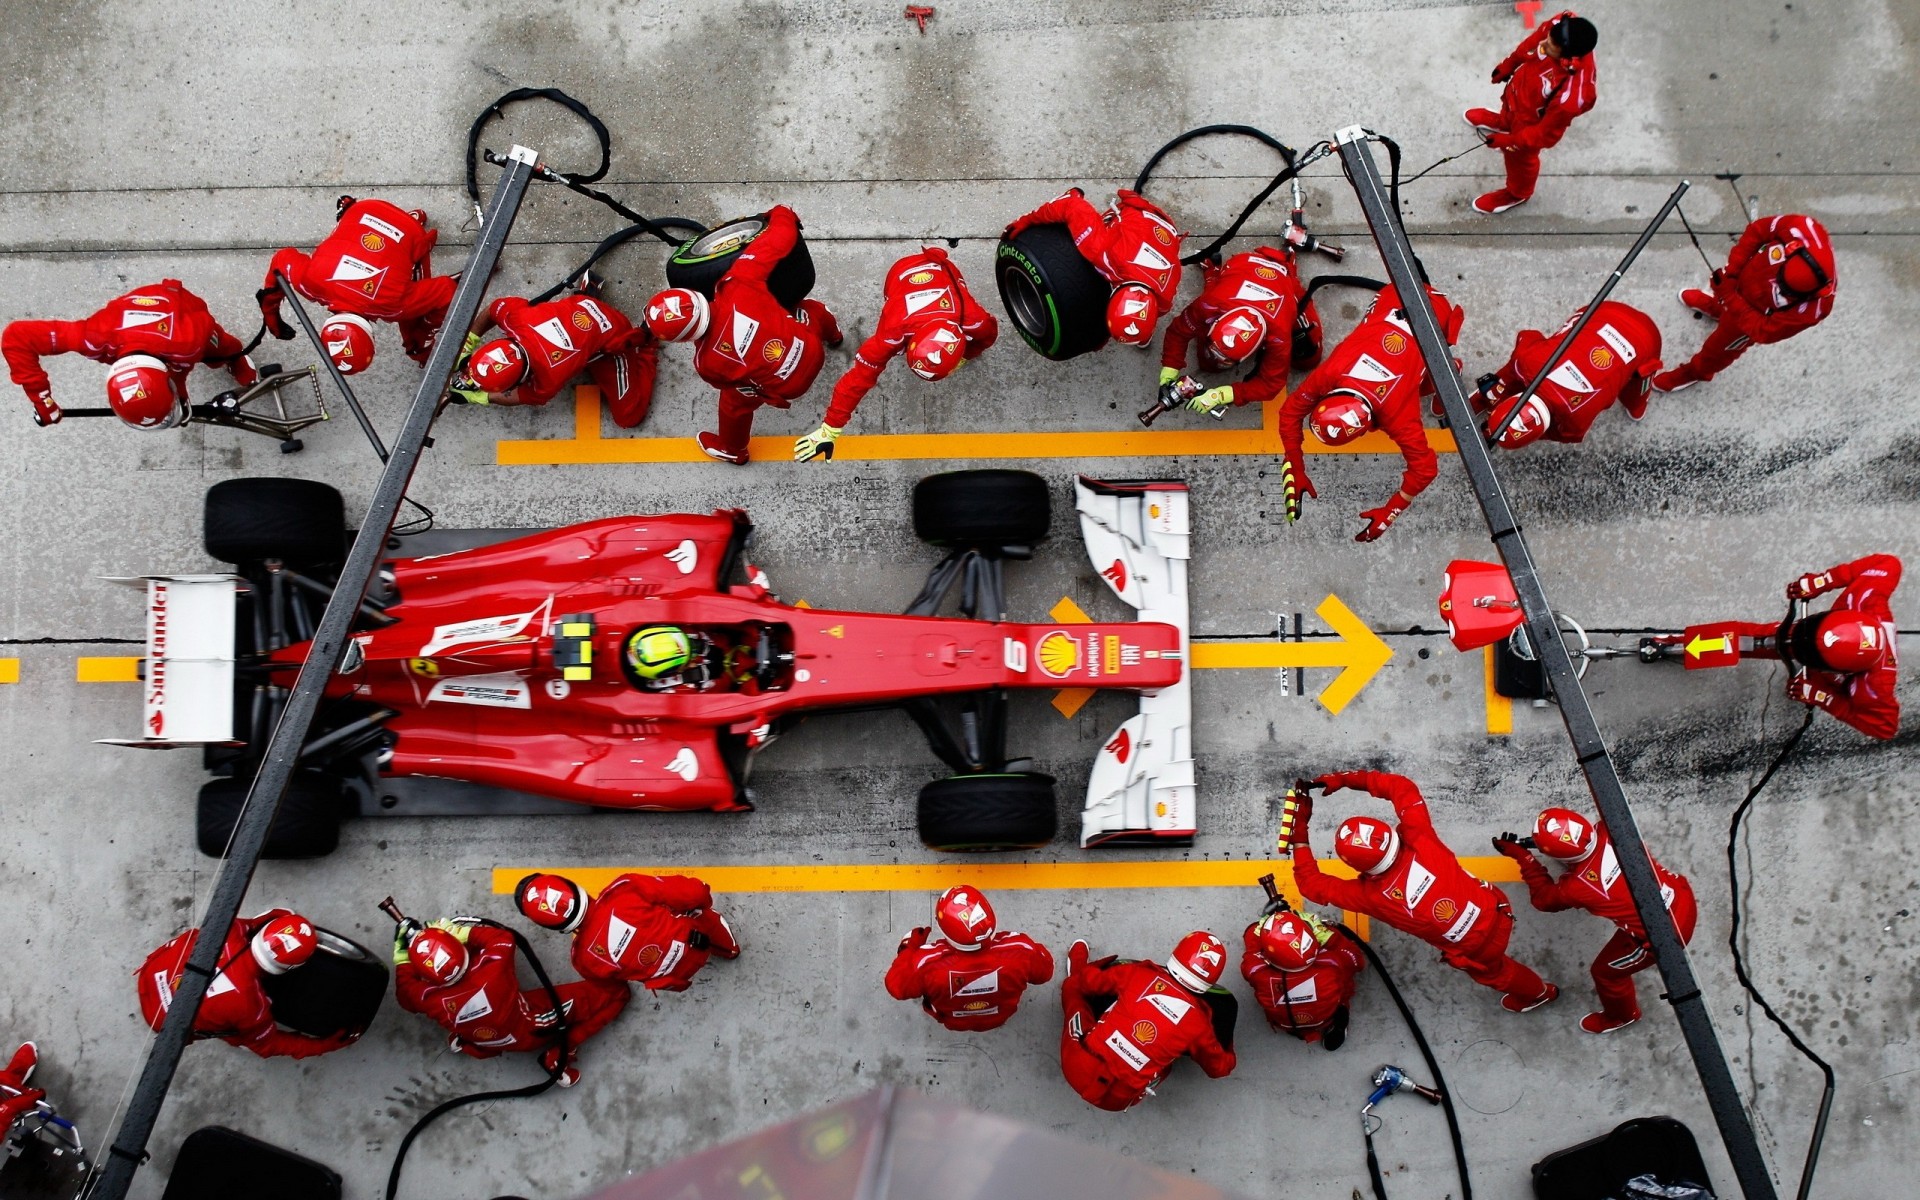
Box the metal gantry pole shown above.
[90,145,541,1200]
[1331,128,1780,1200]
[275,269,391,462]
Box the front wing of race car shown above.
[1074,478,1195,847]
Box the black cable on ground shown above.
[1398,139,1487,186]
[1725,705,1832,1200]
[465,88,611,210]
[1337,922,1473,1200]
[1132,125,1324,265]
[529,217,708,305]
[385,923,573,1200]
[1674,202,1721,273]
[1301,274,1387,305]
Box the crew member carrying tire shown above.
[3,280,258,429]
[1004,188,1184,350]
[0,1042,42,1135]
[1239,908,1365,1050]
[1494,807,1696,1035]
[258,196,458,376]
[1157,246,1324,417]
[797,247,998,463]
[1282,772,1558,1012]
[1654,213,1837,393]
[1277,285,1464,541]
[1057,932,1237,1112]
[453,281,659,428]
[884,886,1055,1032]
[135,911,358,1059]
[393,915,630,1087]
[1465,11,1599,214]
[643,205,843,465]
[1472,300,1662,448]
[516,872,742,992]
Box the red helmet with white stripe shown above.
[407,927,470,985]
[105,355,188,430]
[906,321,966,381]
[1166,930,1228,993]
[1334,816,1401,875]
[1106,284,1160,346]
[1814,613,1887,672]
[1489,393,1552,448]
[1533,807,1599,862]
[250,913,317,975]
[468,337,529,393]
[321,312,377,375]
[1208,305,1268,364]
[515,873,586,933]
[934,885,996,951]
[644,288,710,343]
[1254,912,1318,972]
[1308,392,1376,446]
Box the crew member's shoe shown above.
[708,912,742,960]
[1679,288,1720,317]
[696,431,749,465]
[1463,108,1506,136]
[8,1041,36,1082]
[1067,940,1090,974]
[1501,982,1559,1013]
[1472,189,1527,215]
[1651,370,1697,394]
[1580,1011,1639,1035]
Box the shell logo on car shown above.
[1035,630,1082,678]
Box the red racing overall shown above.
[481,294,658,426]
[569,874,740,992]
[396,923,629,1059]
[1007,189,1184,319]
[1159,248,1324,404]
[135,910,353,1060]
[1480,11,1598,202]
[1058,957,1235,1111]
[825,247,998,429]
[884,928,1054,1032]
[1476,300,1663,441]
[1657,214,1837,389]
[262,199,456,363]
[1238,918,1365,1041]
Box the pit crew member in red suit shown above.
[1465,12,1598,213]
[1057,932,1236,1112]
[1278,285,1463,541]
[642,205,842,465]
[1493,807,1696,1034]
[1654,213,1837,393]
[798,247,999,462]
[456,285,659,428]
[1004,188,1184,348]
[1283,771,1556,1011]
[135,911,356,1059]
[1240,908,1365,1049]
[1473,300,1662,448]
[1157,246,1324,416]
[0,1042,43,1136]
[259,196,458,375]
[394,917,630,1086]
[4,279,257,428]
[517,872,741,992]
[884,886,1054,1032]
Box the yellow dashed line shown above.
[76,657,141,683]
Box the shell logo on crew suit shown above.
[1132,1019,1159,1044]
[907,270,936,285]
[1381,332,1407,355]
[1588,346,1614,370]
[361,232,386,252]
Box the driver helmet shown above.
[625,626,693,680]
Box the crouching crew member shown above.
[1240,908,1365,1049]
[1057,932,1236,1111]
[1473,300,1662,448]
[1005,188,1183,349]
[136,911,357,1059]
[456,283,659,428]
[517,872,741,992]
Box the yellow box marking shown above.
[1484,644,1513,736]
[0,659,17,684]
[76,657,140,683]
[497,387,1458,466]
[1050,687,1096,718]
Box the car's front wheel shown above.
[917,772,1058,852]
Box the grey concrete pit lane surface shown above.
[1,1,1915,1196]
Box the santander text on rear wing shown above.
[96,576,241,748]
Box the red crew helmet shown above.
[407,927,470,985]
[1166,930,1228,993]
[1533,807,1599,862]
[105,355,188,430]
[468,337,529,393]
[250,913,317,975]
[906,321,966,381]
[1208,305,1269,364]
[1307,391,1376,446]
[1254,912,1319,972]
[1815,613,1888,672]
[320,312,377,375]
[1488,393,1552,449]
[644,288,711,343]
[515,873,586,933]
[1105,283,1160,346]
[1334,816,1401,876]
[934,885,996,951]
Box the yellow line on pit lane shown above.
[495,387,1459,466]
[0,658,17,684]
[76,657,140,683]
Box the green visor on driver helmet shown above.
[625,626,693,679]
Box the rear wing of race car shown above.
[1073,478,1195,847]
[96,575,241,747]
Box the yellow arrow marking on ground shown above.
[76,657,140,683]
[1686,633,1730,660]
[495,387,1458,466]
[1190,595,1392,715]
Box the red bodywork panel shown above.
[275,514,1182,811]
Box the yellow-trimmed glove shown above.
[449,333,489,405]
[391,919,423,965]
[1189,385,1234,415]
[427,917,473,944]
[1158,366,1181,387]
[794,423,844,463]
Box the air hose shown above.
[1133,125,1327,265]
[384,921,574,1200]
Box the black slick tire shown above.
[917,772,1058,852]
[912,469,1051,549]
[259,928,388,1039]
[994,224,1111,361]
[203,477,345,566]
[196,775,342,859]
[665,214,815,311]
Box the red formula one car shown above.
[109,471,1196,857]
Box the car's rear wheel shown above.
[665,214,815,311]
[995,224,1111,361]
[196,775,343,859]
[203,477,345,567]
[912,469,1051,549]
[917,772,1058,852]
[259,928,388,1039]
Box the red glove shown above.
[1355,495,1410,543]
[256,288,296,340]
[1491,833,1531,860]
[898,926,930,952]
[228,355,259,388]
[1314,773,1355,794]
[26,386,60,427]
[1787,572,1833,600]
[1787,674,1834,707]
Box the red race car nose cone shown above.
[1439,560,1525,652]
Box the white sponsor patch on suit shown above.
[359,212,406,242]
[422,597,552,656]
[1402,861,1436,910]
[1546,361,1595,393]
[149,969,175,1011]
[1281,976,1320,1004]
[902,287,950,316]
[1441,901,1483,943]
[952,968,1001,997]
[1233,281,1283,303]
[330,255,382,282]
[454,989,495,1024]
[1598,845,1622,891]
[652,940,687,979]
[1347,353,1400,386]
[578,298,615,332]
[1104,1030,1151,1072]
[1130,244,1173,272]
[532,317,576,353]
[427,672,532,709]
[607,916,637,961]
[722,311,761,362]
[1143,991,1194,1022]
[1246,255,1287,274]
[1595,323,1637,363]
[206,971,237,998]
[120,309,172,330]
